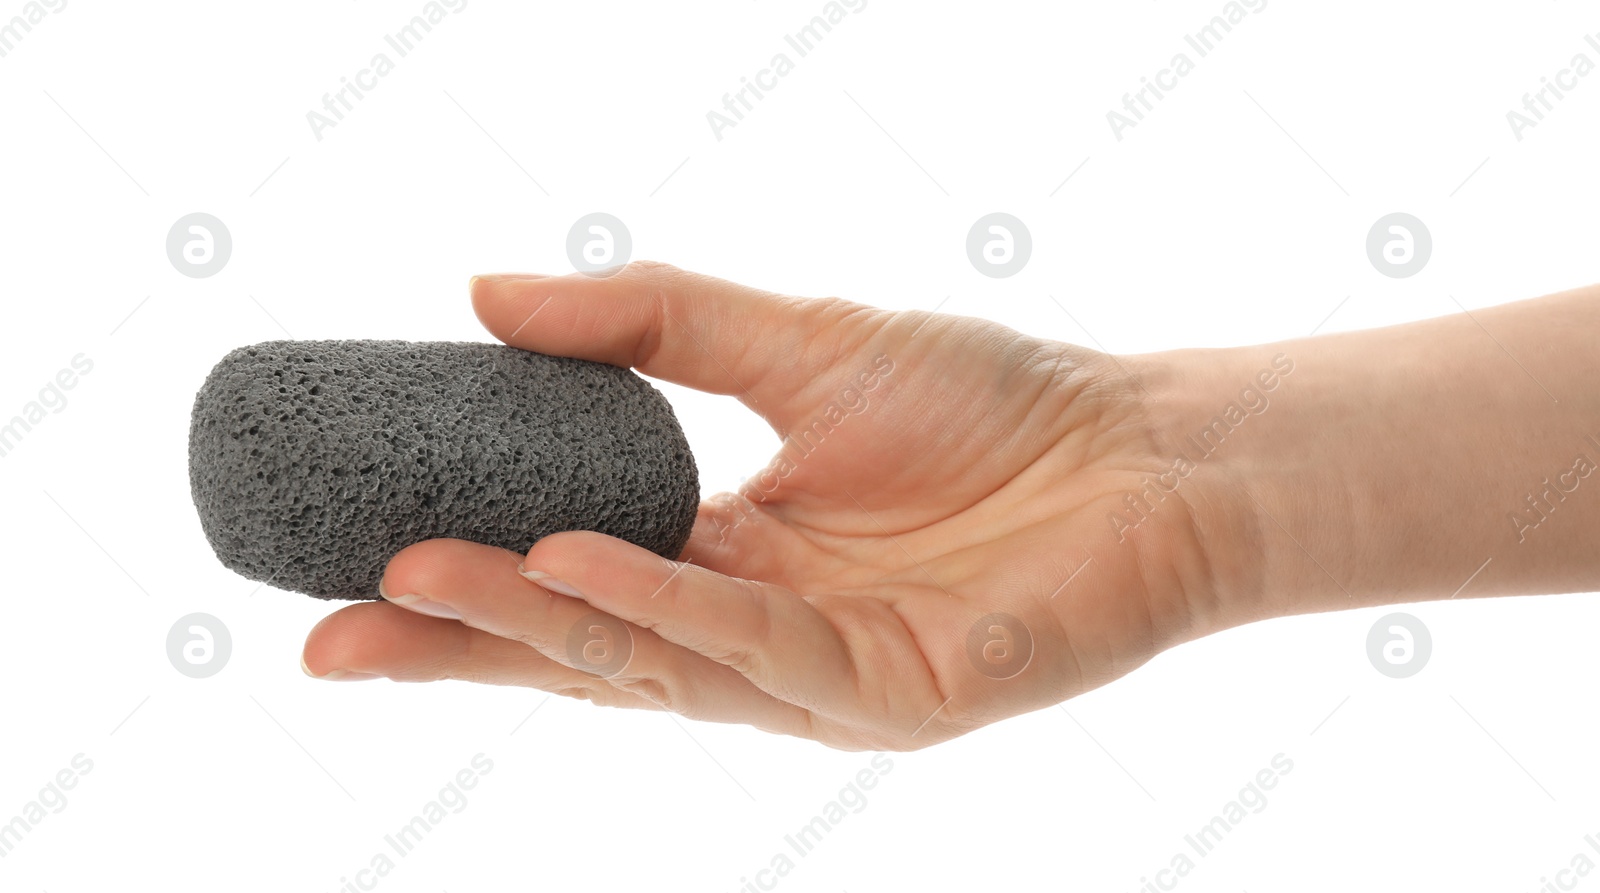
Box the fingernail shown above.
[302,655,381,682]
[322,669,383,681]
[383,590,463,620]
[519,567,583,599]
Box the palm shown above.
[680,309,1190,747]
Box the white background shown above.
[3,1,1598,890]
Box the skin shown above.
[301,263,1600,751]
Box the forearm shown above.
[1138,285,1600,630]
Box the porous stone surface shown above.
[188,340,700,600]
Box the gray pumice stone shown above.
[188,340,700,600]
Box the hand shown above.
[301,262,1234,750]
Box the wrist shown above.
[1135,290,1600,632]
[1123,346,1293,637]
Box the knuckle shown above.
[722,645,763,679]
[608,675,683,713]
[383,538,475,596]
[649,558,691,607]
[705,576,770,675]
[552,685,597,703]
[619,259,680,280]
[503,627,559,656]
[525,530,613,573]
[437,667,498,686]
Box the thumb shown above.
[470,261,881,428]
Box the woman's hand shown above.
[307,267,1600,749]
[298,262,1239,749]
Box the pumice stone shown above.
[188,340,700,600]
